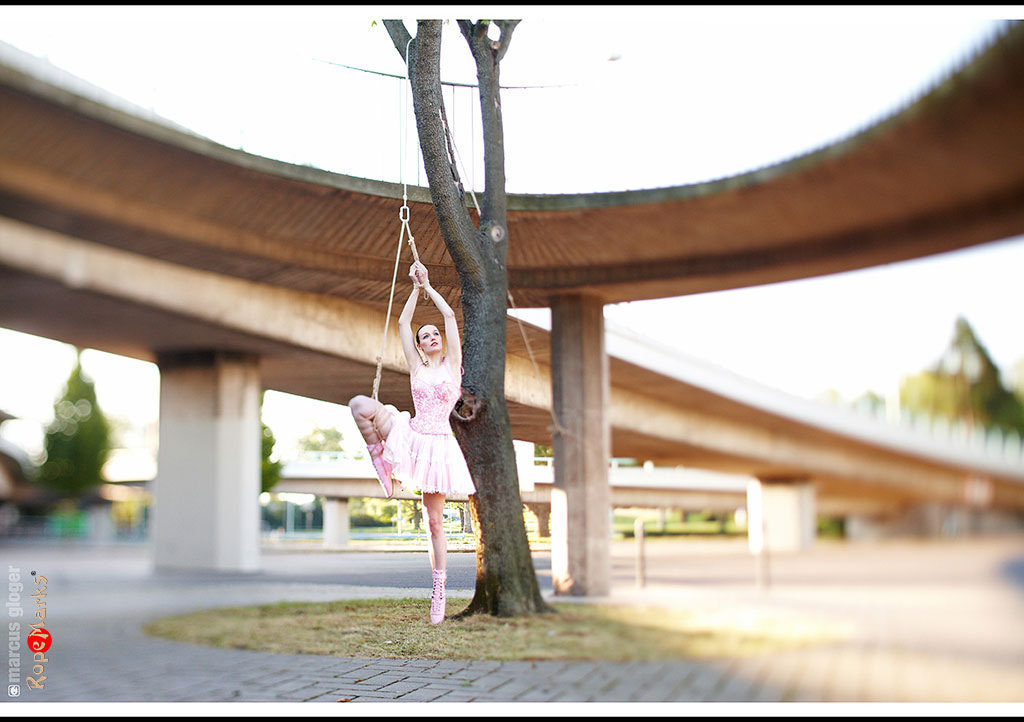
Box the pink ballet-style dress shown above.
[380,363,476,497]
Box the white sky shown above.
[1,5,1023,460]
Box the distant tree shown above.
[1007,358,1024,403]
[261,393,283,494]
[350,497,399,527]
[533,443,553,458]
[853,390,886,414]
[297,425,345,452]
[398,497,423,530]
[1013,358,1024,400]
[816,388,844,405]
[901,316,1024,436]
[901,370,957,418]
[38,351,112,500]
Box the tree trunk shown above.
[383,18,551,616]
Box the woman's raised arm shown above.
[398,270,425,372]
[413,263,461,375]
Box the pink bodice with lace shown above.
[409,365,461,435]
[380,361,475,496]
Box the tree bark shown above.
[383,19,550,616]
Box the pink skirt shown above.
[382,413,476,497]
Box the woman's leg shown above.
[348,395,395,446]
[420,493,447,571]
[422,493,448,624]
[348,395,396,495]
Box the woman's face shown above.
[417,325,442,353]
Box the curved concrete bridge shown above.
[1,24,1023,593]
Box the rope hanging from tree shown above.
[372,38,423,402]
[369,36,569,442]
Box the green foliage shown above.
[297,425,345,452]
[261,423,282,494]
[902,370,957,416]
[853,390,886,413]
[817,517,845,539]
[260,392,283,494]
[350,497,397,526]
[613,509,744,537]
[399,498,423,529]
[350,512,390,528]
[38,353,112,500]
[1011,358,1024,398]
[900,316,1024,436]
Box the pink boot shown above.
[430,569,447,625]
[367,441,393,498]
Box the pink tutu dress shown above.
[381,363,476,496]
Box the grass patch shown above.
[143,598,849,661]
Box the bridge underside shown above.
[2,25,1024,312]
[3,254,1018,517]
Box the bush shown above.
[817,517,845,539]
[350,513,390,528]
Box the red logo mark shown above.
[27,628,52,654]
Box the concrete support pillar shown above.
[525,502,551,537]
[152,352,261,572]
[746,477,816,553]
[844,513,885,541]
[550,294,611,596]
[514,440,536,492]
[87,504,115,542]
[322,497,350,548]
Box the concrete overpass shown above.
[276,448,929,547]
[275,451,750,546]
[271,321,1024,550]
[2,24,1024,592]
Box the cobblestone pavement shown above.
[2,534,1023,711]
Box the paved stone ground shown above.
[2,534,1023,710]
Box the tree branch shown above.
[456,19,476,45]
[494,20,521,63]
[458,19,517,231]
[456,20,519,62]
[397,20,482,284]
[382,19,413,63]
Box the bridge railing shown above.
[280,395,1024,488]
[847,400,1024,467]
[280,450,752,493]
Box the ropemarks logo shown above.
[7,566,51,698]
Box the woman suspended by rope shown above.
[348,260,475,625]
